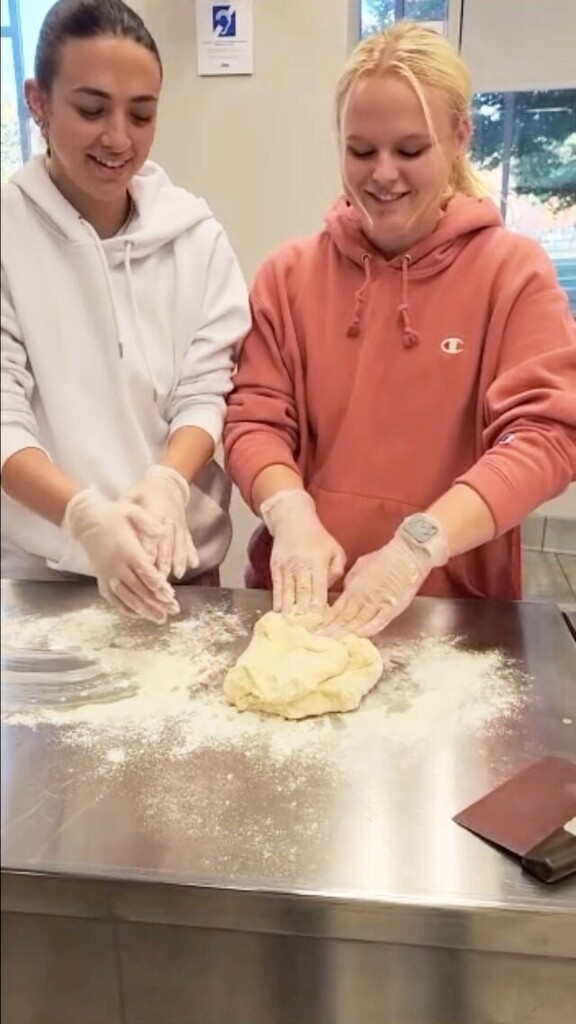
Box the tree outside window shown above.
[472,91,576,308]
[361,1,448,37]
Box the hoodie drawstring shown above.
[347,253,372,338]
[124,241,158,402]
[85,218,125,360]
[398,254,420,349]
[347,252,420,348]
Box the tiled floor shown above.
[522,515,576,556]
[522,550,576,612]
[521,515,576,613]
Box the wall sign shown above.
[196,1,254,76]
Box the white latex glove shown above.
[124,466,199,580]
[260,490,346,614]
[64,489,180,623]
[320,534,432,638]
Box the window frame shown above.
[1,0,31,164]
[358,1,457,43]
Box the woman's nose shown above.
[100,114,131,151]
[372,150,400,185]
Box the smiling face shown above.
[341,72,470,256]
[25,34,161,231]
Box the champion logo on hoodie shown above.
[440,336,465,354]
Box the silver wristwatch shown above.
[396,513,449,567]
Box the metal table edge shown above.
[3,868,576,960]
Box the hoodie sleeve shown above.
[455,242,576,534]
[224,257,302,507]
[166,229,251,444]
[1,267,51,470]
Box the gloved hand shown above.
[260,489,346,613]
[124,466,199,580]
[320,533,433,638]
[64,489,181,623]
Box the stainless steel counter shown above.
[2,581,576,1024]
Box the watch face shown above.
[406,515,438,544]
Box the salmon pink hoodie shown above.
[225,195,576,599]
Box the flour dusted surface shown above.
[1,602,535,881]
[1,603,527,763]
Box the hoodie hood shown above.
[325,194,504,345]
[10,156,212,265]
[325,192,503,272]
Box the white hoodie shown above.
[0,157,251,579]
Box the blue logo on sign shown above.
[212,5,236,37]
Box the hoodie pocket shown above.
[308,484,419,569]
[309,484,520,600]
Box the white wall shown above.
[132,1,355,584]
[134,0,354,281]
[134,1,575,579]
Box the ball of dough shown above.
[223,611,383,719]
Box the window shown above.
[361,1,449,38]
[471,90,576,310]
[1,0,52,183]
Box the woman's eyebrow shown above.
[71,86,158,103]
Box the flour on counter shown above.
[1,604,529,771]
[0,603,245,656]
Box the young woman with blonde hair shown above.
[225,21,576,637]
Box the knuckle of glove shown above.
[290,551,324,574]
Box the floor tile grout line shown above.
[556,554,576,599]
[553,553,576,599]
[541,516,548,552]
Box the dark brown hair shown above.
[34,0,162,92]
